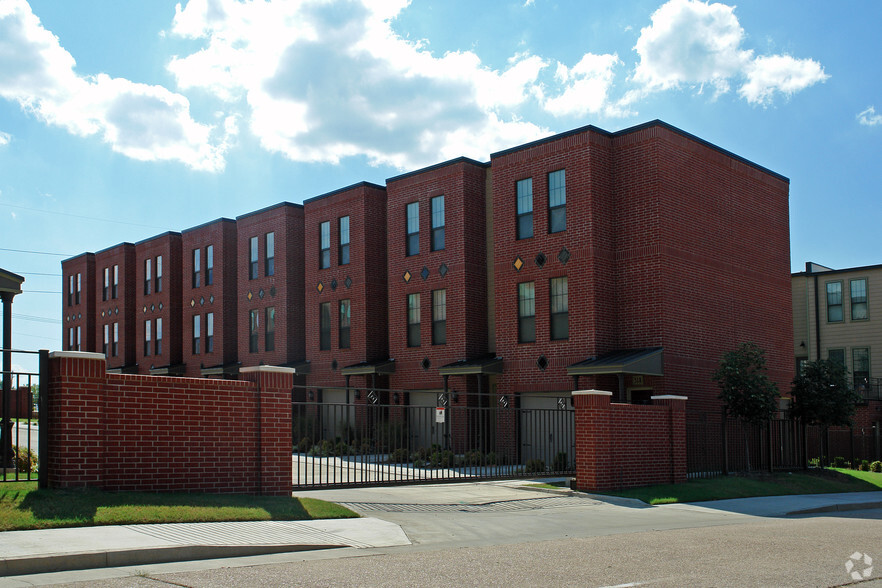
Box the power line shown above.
[11,271,62,277]
[0,203,171,231]
[0,247,73,257]
[23,290,62,294]
[13,314,62,324]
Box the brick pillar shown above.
[240,366,294,495]
[652,395,688,484]
[573,390,612,491]
[46,351,107,488]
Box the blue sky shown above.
[1,0,880,368]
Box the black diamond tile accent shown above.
[439,263,448,277]
[558,247,571,265]
[258,289,265,299]
[535,252,547,268]
[159,302,163,310]
[209,295,215,304]
[344,276,352,289]
[421,357,431,370]
[330,279,338,291]
[421,267,430,281]
[537,355,549,371]
[199,296,205,306]
[270,286,277,297]
[150,304,155,312]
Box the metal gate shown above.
[292,386,575,488]
[1,349,45,485]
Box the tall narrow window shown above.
[407,293,421,347]
[144,258,152,295]
[432,289,446,345]
[826,281,843,322]
[193,248,201,288]
[516,178,533,239]
[548,170,566,233]
[206,312,214,353]
[339,216,350,265]
[155,256,163,293]
[853,347,870,390]
[518,282,536,343]
[103,268,109,301]
[265,307,275,352]
[206,245,214,285]
[103,324,109,357]
[339,299,351,349]
[68,275,74,306]
[249,309,259,352]
[319,302,331,350]
[76,326,81,351]
[155,317,162,356]
[431,196,445,251]
[249,237,258,280]
[319,222,330,269]
[265,232,275,276]
[144,319,152,356]
[550,276,568,340]
[112,265,119,299]
[406,202,419,256]
[68,328,74,351]
[851,278,868,320]
[193,315,201,355]
[75,273,81,305]
[112,323,119,357]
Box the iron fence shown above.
[0,349,46,485]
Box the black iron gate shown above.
[1,349,46,485]
[292,386,575,488]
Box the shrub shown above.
[485,452,498,466]
[525,459,546,474]
[859,460,870,472]
[552,452,569,472]
[14,446,38,473]
[388,448,410,464]
[334,440,351,456]
[296,436,312,453]
[413,458,426,468]
[808,457,821,468]
[832,456,849,468]
[870,461,882,473]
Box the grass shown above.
[0,483,358,531]
[603,469,882,505]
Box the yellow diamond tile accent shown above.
[246,292,253,301]
[403,270,411,283]
[317,282,324,293]
[513,257,524,271]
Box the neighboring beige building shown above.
[793,262,882,399]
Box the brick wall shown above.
[94,243,136,371]
[61,253,96,353]
[134,232,183,374]
[46,351,292,495]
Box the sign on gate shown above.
[435,407,446,423]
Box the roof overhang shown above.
[439,356,504,376]
[149,364,187,377]
[201,363,240,377]
[567,347,664,377]
[340,359,396,376]
[0,268,25,296]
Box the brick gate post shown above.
[240,366,294,495]
[573,390,612,491]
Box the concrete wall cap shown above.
[651,395,688,401]
[240,366,296,374]
[48,351,106,360]
[572,390,613,396]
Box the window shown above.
[826,282,843,322]
[103,324,109,357]
[265,232,275,276]
[193,315,201,354]
[112,265,119,299]
[550,277,568,340]
[518,282,536,343]
[853,347,870,390]
[431,196,445,251]
[144,319,152,356]
[548,170,566,233]
[68,275,74,306]
[407,293,421,347]
[193,248,201,288]
[155,318,162,356]
[206,245,214,285]
[406,202,419,256]
[144,258,152,295]
[75,273,81,305]
[318,221,331,269]
[206,313,214,353]
[112,323,119,357]
[249,309,259,352]
[265,307,275,352]
[249,237,258,280]
[339,299,350,349]
[432,289,446,345]
[103,268,109,301]
[339,216,350,265]
[68,327,74,351]
[319,302,331,350]
[828,348,845,367]
[851,278,868,320]
[155,256,162,293]
[76,326,81,351]
[516,178,533,239]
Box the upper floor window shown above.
[851,278,868,320]
[193,248,201,288]
[550,276,568,340]
[192,314,201,355]
[112,265,119,299]
[406,202,419,256]
[144,319,152,356]
[265,232,275,276]
[826,281,843,322]
[249,237,259,280]
[432,289,446,345]
[431,196,445,251]
[265,307,276,352]
[407,293,421,347]
[102,268,109,301]
[206,245,214,285]
[206,312,214,353]
[75,273,81,305]
[68,275,74,306]
[319,302,331,350]
[548,170,566,233]
[103,324,109,357]
[144,258,152,296]
[112,322,119,357]
[319,221,331,269]
[68,327,74,351]
[155,317,163,356]
[339,299,351,349]
[518,281,536,343]
[516,178,533,240]
[339,216,350,265]
[155,256,162,293]
[853,347,870,389]
[76,326,81,351]
[249,309,259,352]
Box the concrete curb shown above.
[787,501,882,516]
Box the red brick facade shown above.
[92,243,136,371]
[61,253,95,353]
[134,232,183,375]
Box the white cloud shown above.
[544,53,623,117]
[632,0,827,104]
[0,130,10,146]
[0,0,234,171]
[857,106,882,127]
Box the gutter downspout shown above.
[813,274,821,360]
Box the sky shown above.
[1,0,880,371]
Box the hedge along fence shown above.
[46,352,292,495]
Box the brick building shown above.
[61,253,95,353]
[91,243,136,372]
[134,232,183,375]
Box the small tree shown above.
[713,342,780,470]
[791,358,860,428]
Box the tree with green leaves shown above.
[713,342,780,470]
[791,359,860,428]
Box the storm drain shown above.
[339,495,596,513]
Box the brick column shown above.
[652,395,688,485]
[241,366,294,495]
[573,390,612,491]
[47,351,106,488]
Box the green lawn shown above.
[0,483,358,531]
[603,469,882,505]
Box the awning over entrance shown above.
[340,359,396,376]
[201,363,241,378]
[438,355,504,376]
[149,363,186,377]
[567,347,664,377]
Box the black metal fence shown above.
[0,349,46,485]
[292,387,575,488]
